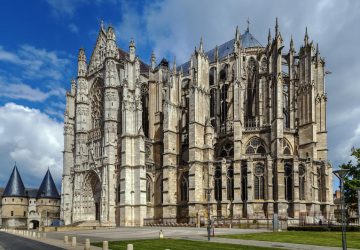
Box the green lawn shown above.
[220,231,360,249]
[93,238,279,250]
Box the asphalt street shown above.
[0,232,64,250]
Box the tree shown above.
[339,147,360,217]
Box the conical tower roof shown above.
[37,169,60,199]
[3,165,26,197]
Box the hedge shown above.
[288,226,360,232]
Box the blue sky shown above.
[0,0,359,191]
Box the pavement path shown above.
[0,231,64,250]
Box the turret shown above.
[129,38,136,61]
[77,48,87,78]
[106,26,117,59]
[70,79,76,95]
[151,51,156,70]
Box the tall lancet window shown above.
[180,172,189,202]
[227,165,234,201]
[146,175,153,203]
[214,165,222,202]
[317,167,323,202]
[283,83,290,128]
[284,164,293,201]
[220,84,228,124]
[209,67,217,126]
[254,163,265,200]
[246,58,258,120]
[241,164,248,201]
[299,165,306,200]
[141,83,149,137]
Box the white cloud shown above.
[68,23,79,33]
[0,103,63,188]
[0,44,72,81]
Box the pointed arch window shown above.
[283,83,290,128]
[146,175,153,203]
[180,172,189,202]
[317,167,323,202]
[284,164,293,201]
[246,58,258,119]
[241,164,248,201]
[227,165,234,201]
[141,83,149,137]
[214,165,222,202]
[299,165,306,200]
[220,84,228,123]
[254,163,265,200]
[283,139,292,155]
[245,137,266,155]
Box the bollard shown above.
[32,232,36,237]
[159,229,164,239]
[84,238,90,250]
[64,235,68,244]
[71,236,77,247]
[127,244,133,250]
[37,232,41,238]
[102,241,108,250]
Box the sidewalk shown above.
[178,235,358,250]
[0,229,102,250]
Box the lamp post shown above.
[357,188,360,226]
[333,169,350,250]
[206,188,212,241]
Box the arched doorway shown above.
[84,171,102,221]
[30,220,39,229]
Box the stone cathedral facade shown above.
[61,20,333,227]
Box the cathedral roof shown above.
[37,169,60,199]
[178,29,263,74]
[118,48,150,75]
[3,165,26,197]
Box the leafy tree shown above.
[339,147,360,214]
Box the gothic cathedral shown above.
[61,20,333,227]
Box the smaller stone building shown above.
[0,165,60,229]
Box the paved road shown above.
[47,226,268,243]
[0,232,64,250]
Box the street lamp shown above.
[357,188,360,226]
[205,188,212,241]
[333,169,350,250]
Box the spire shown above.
[290,35,294,51]
[129,38,136,61]
[100,19,104,30]
[235,25,240,41]
[150,51,156,70]
[304,26,309,45]
[199,37,204,53]
[268,28,272,44]
[3,165,26,197]
[215,44,219,61]
[275,17,279,37]
[78,48,86,62]
[246,17,250,32]
[316,43,319,54]
[173,56,177,73]
[37,169,60,199]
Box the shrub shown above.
[287,226,360,232]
